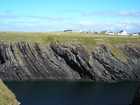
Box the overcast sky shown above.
[0,0,140,32]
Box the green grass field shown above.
[0,32,140,47]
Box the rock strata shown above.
[0,42,140,81]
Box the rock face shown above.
[0,42,140,81]
[130,87,140,105]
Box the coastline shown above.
[0,79,20,105]
[0,32,140,81]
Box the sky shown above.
[0,0,140,32]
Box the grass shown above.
[0,32,139,45]
[0,80,19,105]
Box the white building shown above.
[131,33,138,36]
[108,32,114,35]
[64,30,72,32]
[118,30,127,35]
[101,30,109,34]
[64,30,81,32]
[72,30,82,32]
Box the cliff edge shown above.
[0,41,140,81]
[0,79,20,105]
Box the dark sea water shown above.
[3,80,140,105]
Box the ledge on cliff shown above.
[0,32,140,81]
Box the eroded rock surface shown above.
[0,42,140,81]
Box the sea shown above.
[4,80,140,105]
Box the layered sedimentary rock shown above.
[0,42,140,81]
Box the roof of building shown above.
[119,30,127,33]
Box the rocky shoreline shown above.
[0,79,20,105]
[129,86,140,105]
[0,42,140,81]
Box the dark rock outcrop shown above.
[130,86,140,105]
[0,42,140,81]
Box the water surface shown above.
[4,80,140,105]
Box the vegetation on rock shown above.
[0,80,20,105]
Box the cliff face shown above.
[0,42,140,81]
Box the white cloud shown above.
[82,10,140,17]
[0,14,65,21]
[6,10,12,13]
[0,14,19,19]
[58,10,79,12]
[8,21,40,24]
[113,20,140,31]
[82,12,97,16]
[119,20,140,24]
[73,21,107,31]
[27,15,64,21]
[117,10,140,17]
[75,21,95,26]
[72,20,140,32]
[0,21,66,32]
[1,19,140,32]
[103,20,140,32]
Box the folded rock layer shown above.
[0,42,140,81]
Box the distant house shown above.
[101,30,109,34]
[64,30,73,32]
[94,32,98,34]
[72,30,82,32]
[64,30,81,32]
[108,32,114,35]
[131,33,138,36]
[118,30,127,35]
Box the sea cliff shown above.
[0,38,140,81]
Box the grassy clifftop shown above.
[0,80,20,105]
[0,32,140,46]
